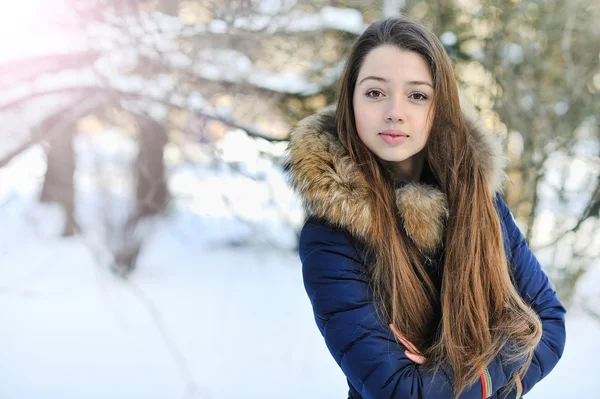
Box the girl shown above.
[285,18,566,399]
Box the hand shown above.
[389,324,427,365]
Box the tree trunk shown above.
[158,0,180,16]
[114,116,168,276]
[135,117,169,219]
[39,115,77,236]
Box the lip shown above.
[379,130,409,145]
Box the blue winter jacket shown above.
[299,195,566,399]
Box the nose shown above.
[385,96,405,123]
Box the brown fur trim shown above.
[463,110,508,195]
[396,184,448,254]
[285,106,375,240]
[285,106,505,252]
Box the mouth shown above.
[379,130,409,144]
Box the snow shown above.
[193,48,321,95]
[3,6,346,114]
[229,7,366,35]
[247,70,321,94]
[207,20,227,34]
[502,43,525,64]
[553,100,569,116]
[440,31,458,46]
[319,7,366,35]
[382,0,406,19]
[530,138,600,271]
[282,7,366,35]
[254,0,297,15]
[187,92,212,111]
[0,134,598,399]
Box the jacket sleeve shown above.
[299,217,512,399]
[495,195,567,397]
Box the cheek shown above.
[422,116,432,135]
[419,125,431,145]
[420,108,434,138]
[353,108,371,145]
[352,95,366,131]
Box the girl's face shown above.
[352,46,434,170]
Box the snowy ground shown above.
[0,141,598,399]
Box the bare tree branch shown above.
[0,91,108,168]
[0,51,100,87]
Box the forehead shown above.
[358,45,433,83]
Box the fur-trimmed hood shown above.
[285,105,506,254]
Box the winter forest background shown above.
[1,0,598,398]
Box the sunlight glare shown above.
[0,0,67,61]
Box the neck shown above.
[383,150,426,182]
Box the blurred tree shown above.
[157,0,180,16]
[0,0,368,275]
[0,0,597,297]
[112,116,169,275]
[39,115,78,236]
[134,116,169,220]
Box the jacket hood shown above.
[285,105,507,254]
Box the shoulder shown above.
[299,216,365,265]
[493,192,511,219]
[298,217,369,295]
[492,193,522,244]
[492,193,520,258]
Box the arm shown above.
[300,217,511,399]
[495,195,567,397]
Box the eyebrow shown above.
[357,76,433,89]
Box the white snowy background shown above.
[1,1,598,398]
[0,130,598,399]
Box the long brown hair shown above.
[335,17,542,397]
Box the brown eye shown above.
[366,90,384,99]
[409,92,428,101]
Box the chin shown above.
[376,152,413,163]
